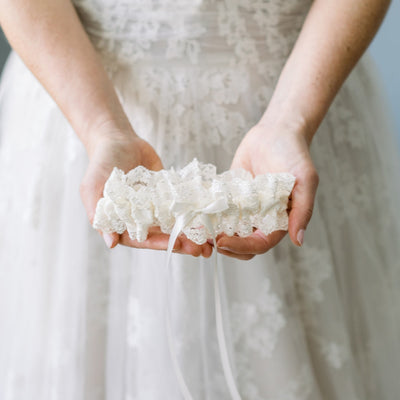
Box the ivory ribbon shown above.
[165,198,243,400]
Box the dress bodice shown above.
[72,0,313,67]
[71,0,314,169]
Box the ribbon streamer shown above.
[165,201,243,400]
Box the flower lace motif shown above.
[93,159,295,244]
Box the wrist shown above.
[81,114,138,158]
[258,108,315,147]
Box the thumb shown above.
[79,165,119,249]
[288,168,319,246]
[150,156,164,172]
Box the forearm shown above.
[260,0,391,143]
[0,0,134,153]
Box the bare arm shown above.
[0,0,212,256]
[218,0,391,258]
[261,0,391,141]
[0,0,134,153]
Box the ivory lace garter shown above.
[93,158,296,242]
[93,158,295,400]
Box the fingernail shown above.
[219,246,231,252]
[297,229,305,246]
[103,233,114,248]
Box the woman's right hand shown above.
[79,127,213,257]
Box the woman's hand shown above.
[80,126,213,257]
[0,0,212,259]
[212,0,390,262]
[215,121,319,260]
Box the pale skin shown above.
[0,0,391,260]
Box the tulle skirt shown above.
[1,50,400,400]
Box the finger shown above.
[79,165,108,225]
[102,232,120,249]
[202,244,213,258]
[80,167,121,248]
[217,229,287,255]
[150,157,164,172]
[216,247,255,260]
[119,229,179,251]
[288,168,319,246]
[178,234,204,257]
[179,235,216,258]
[118,229,210,258]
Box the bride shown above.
[1,0,400,399]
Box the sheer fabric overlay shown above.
[1,1,400,400]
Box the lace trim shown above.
[93,158,295,244]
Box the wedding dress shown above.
[1,1,400,399]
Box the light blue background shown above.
[369,0,400,148]
[0,1,399,147]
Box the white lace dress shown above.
[1,1,400,399]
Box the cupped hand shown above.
[215,122,319,260]
[80,130,213,257]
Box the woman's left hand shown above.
[215,121,319,260]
